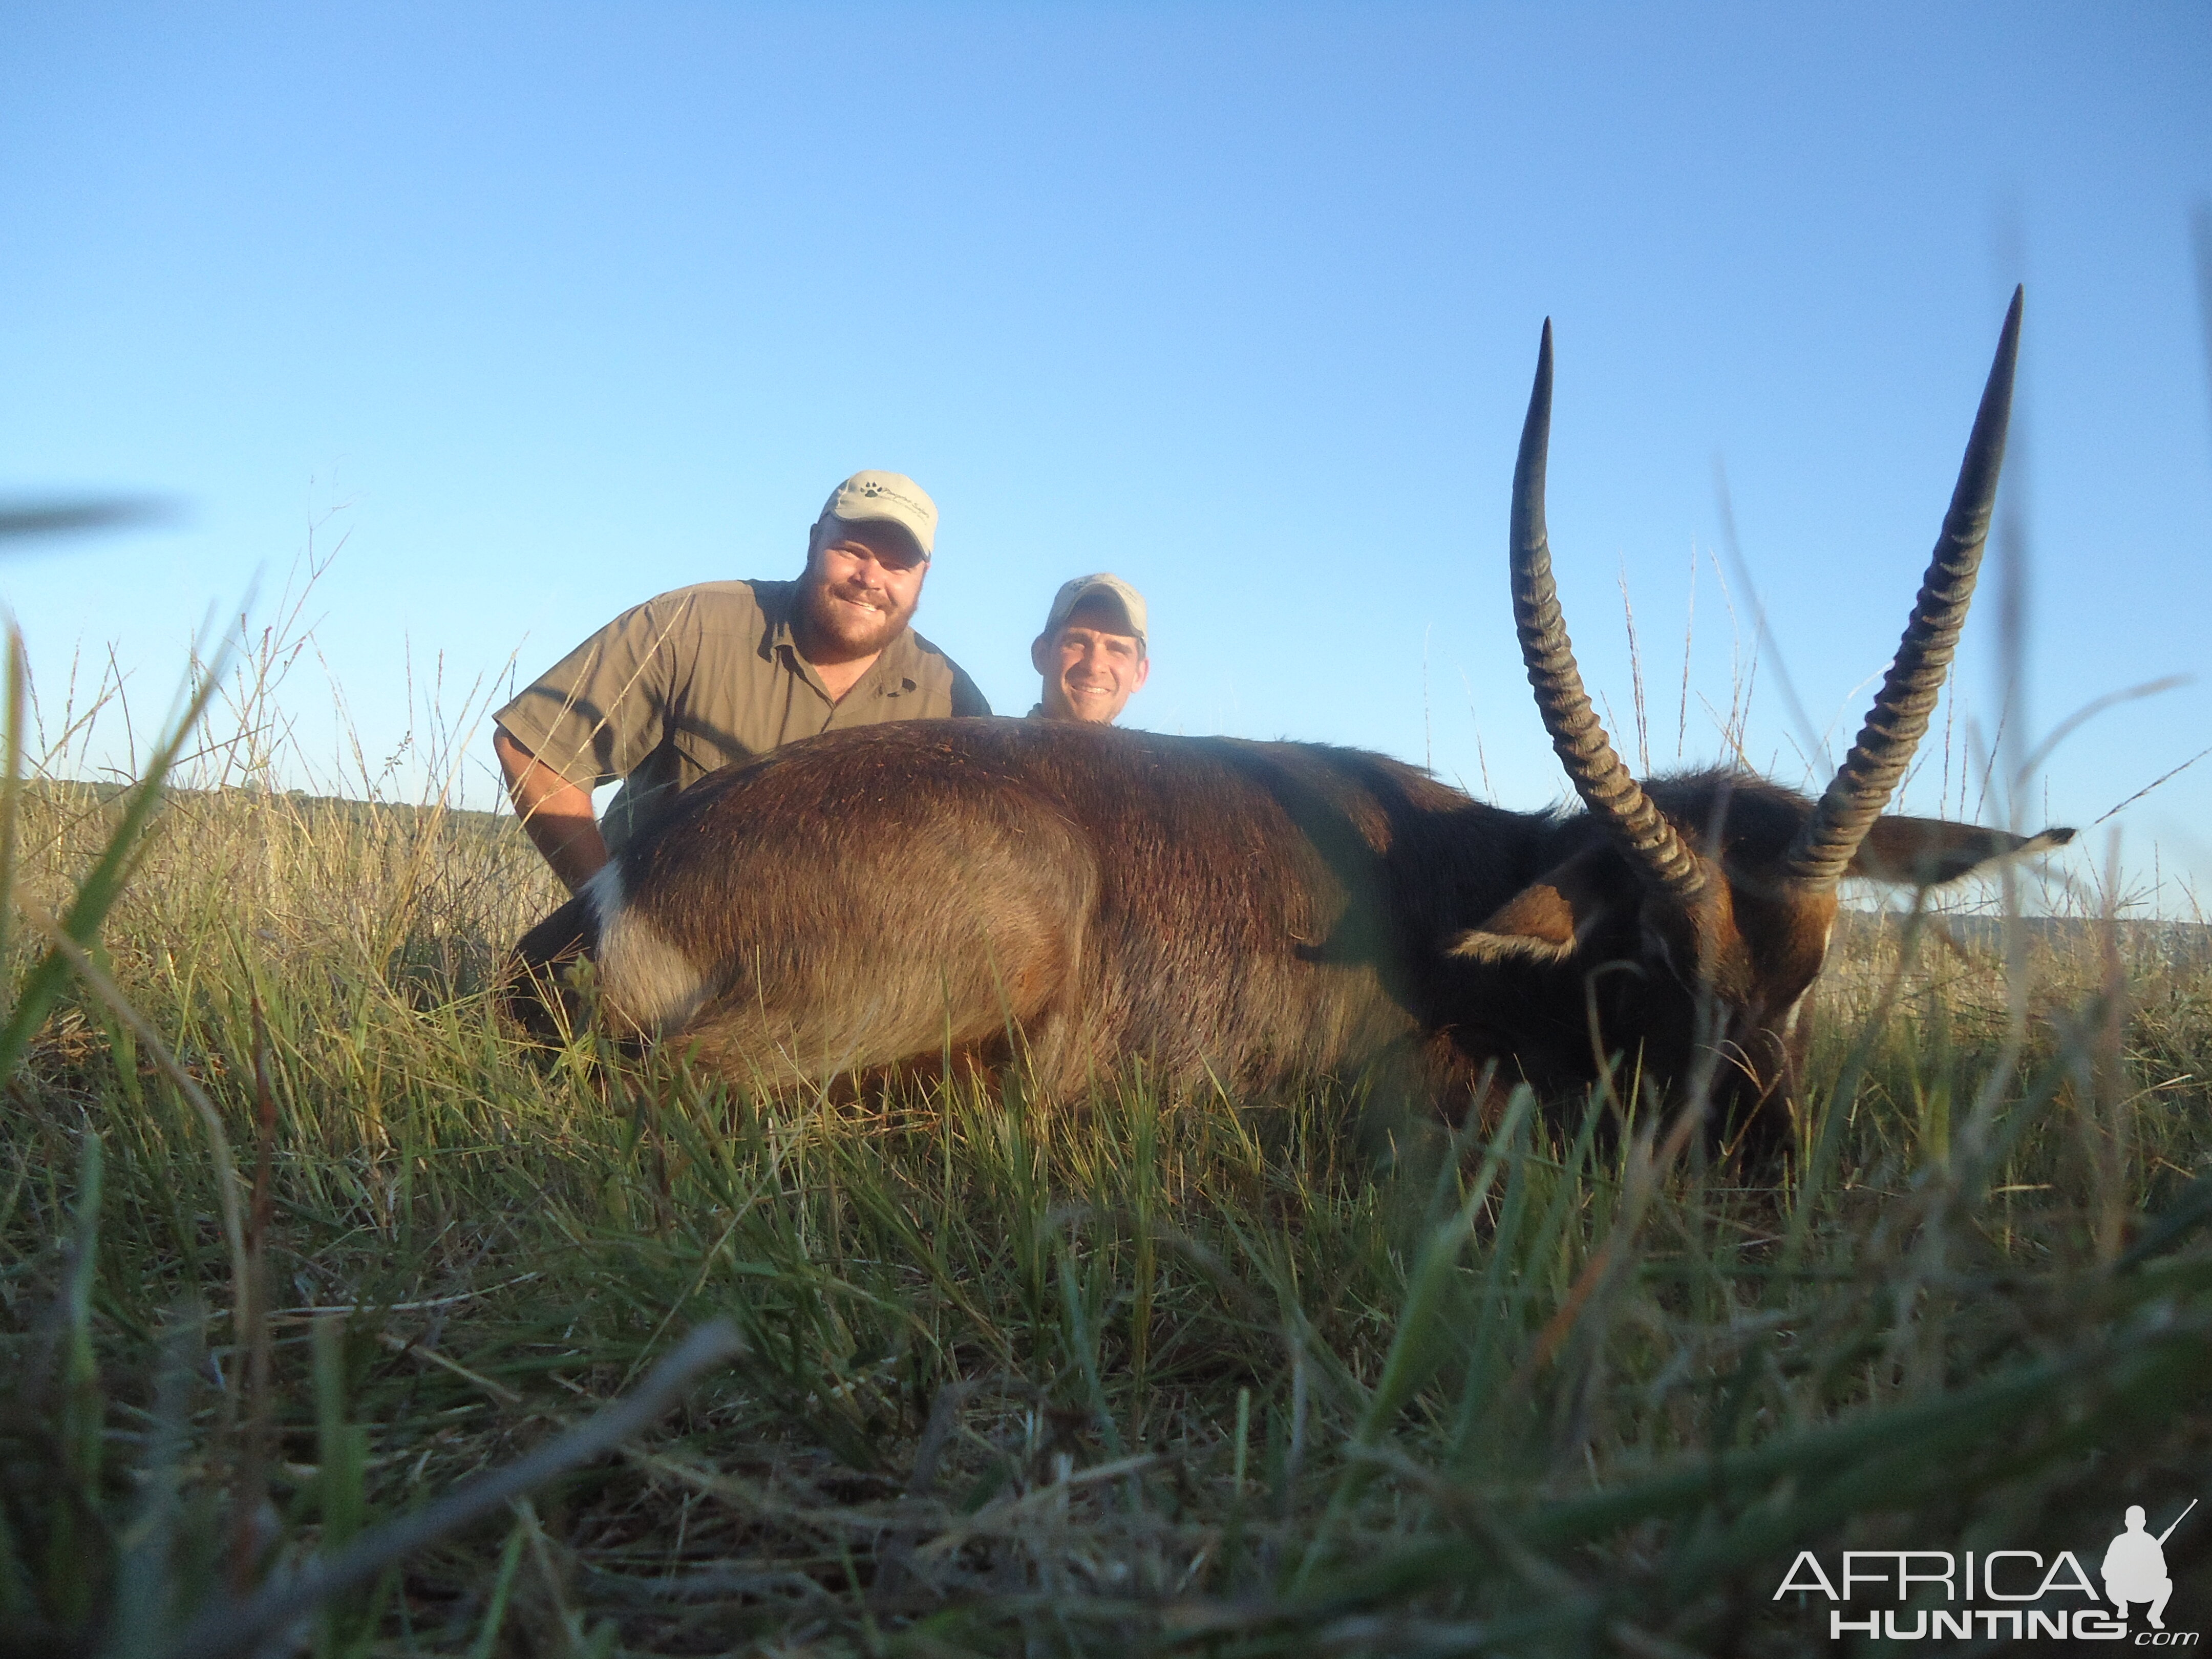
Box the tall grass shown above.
[2,605,2209,1657]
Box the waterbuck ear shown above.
[1450,850,1615,966]
[1849,815,2077,888]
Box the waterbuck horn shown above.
[1513,320,1706,899]
[1783,287,2023,887]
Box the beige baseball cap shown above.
[819,470,938,560]
[1044,573,1147,642]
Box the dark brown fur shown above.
[503,718,2061,1149]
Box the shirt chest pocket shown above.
[668,723,760,789]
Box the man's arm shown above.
[948,661,993,718]
[495,725,610,894]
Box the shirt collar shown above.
[871,624,924,696]
[765,582,922,699]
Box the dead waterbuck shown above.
[505,290,2066,1152]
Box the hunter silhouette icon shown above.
[2104,1500,2196,1629]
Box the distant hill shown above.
[25,776,512,834]
[1836,908,2212,966]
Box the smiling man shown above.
[493,471,989,891]
[1028,573,1150,726]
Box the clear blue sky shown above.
[4,4,2208,906]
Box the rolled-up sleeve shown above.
[493,595,692,789]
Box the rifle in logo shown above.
[2104,1500,2196,1631]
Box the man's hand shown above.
[494,726,610,894]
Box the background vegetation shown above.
[2,609,2209,1658]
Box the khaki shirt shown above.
[495,579,990,849]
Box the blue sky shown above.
[4,4,2209,906]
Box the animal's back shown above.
[584,719,1521,1095]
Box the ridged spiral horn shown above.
[1512,321,1706,899]
[1783,287,2023,887]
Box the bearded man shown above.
[493,471,989,892]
